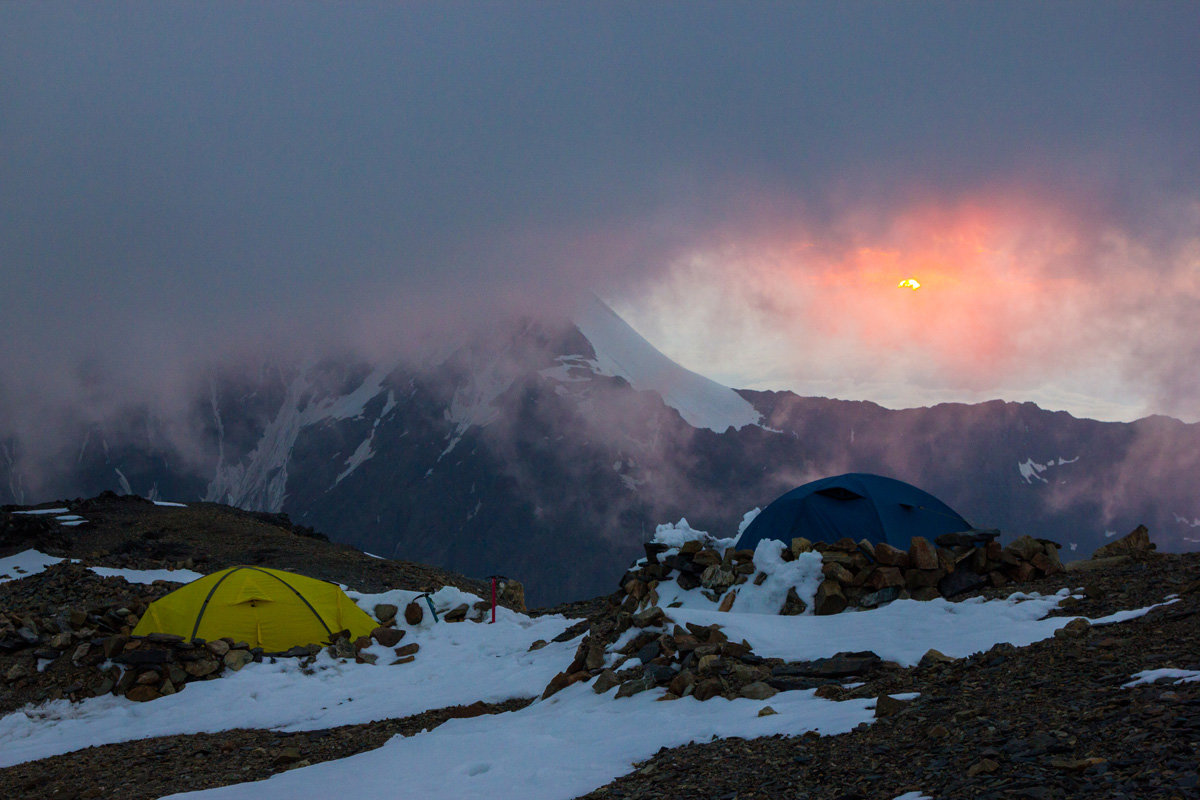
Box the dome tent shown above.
[737,473,973,555]
[132,565,377,652]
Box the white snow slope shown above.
[574,295,762,432]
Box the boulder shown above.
[404,601,424,625]
[373,604,398,623]
[443,604,470,623]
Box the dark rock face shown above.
[4,318,1200,605]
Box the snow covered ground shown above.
[0,535,1180,800]
[0,550,201,585]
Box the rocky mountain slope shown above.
[0,494,1196,800]
[4,299,1199,605]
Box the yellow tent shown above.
[132,565,377,652]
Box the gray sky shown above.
[3,2,1198,425]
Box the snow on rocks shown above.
[543,520,1078,705]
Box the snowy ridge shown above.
[206,364,397,511]
[573,296,762,433]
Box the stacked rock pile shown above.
[616,531,1065,617]
[542,604,898,703]
[539,530,1067,702]
[1,587,510,706]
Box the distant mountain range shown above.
[4,297,1199,604]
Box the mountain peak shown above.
[572,295,762,432]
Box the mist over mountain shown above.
[4,300,1198,605]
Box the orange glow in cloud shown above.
[755,195,1092,382]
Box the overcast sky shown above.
[3,2,1198,424]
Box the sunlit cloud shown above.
[613,192,1200,422]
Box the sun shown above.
[897,278,922,290]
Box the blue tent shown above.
[737,473,972,554]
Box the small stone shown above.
[4,661,33,682]
[135,670,161,685]
[394,643,420,658]
[632,606,666,628]
[373,604,398,623]
[927,724,950,739]
[918,648,955,667]
[668,670,696,696]
[874,694,910,717]
[814,580,847,615]
[223,650,253,671]
[757,705,778,717]
[614,675,655,699]
[717,590,737,613]
[791,537,813,557]
[371,626,404,647]
[390,655,415,665]
[873,542,910,568]
[692,678,724,701]
[967,758,1000,776]
[593,669,620,694]
[780,587,807,615]
[184,658,220,677]
[908,537,939,570]
[527,639,548,651]
[207,639,231,657]
[125,684,162,702]
[404,601,424,625]
[1054,617,1091,639]
[739,681,777,700]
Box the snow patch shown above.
[1018,456,1079,485]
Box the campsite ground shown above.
[1,495,1198,800]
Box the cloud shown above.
[614,190,1200,422]
[1,1,1197,454]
